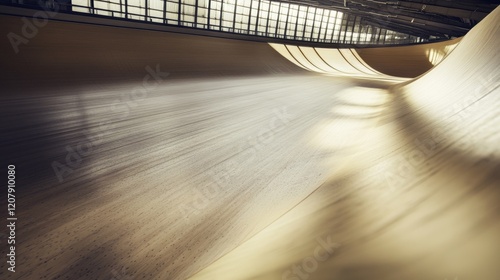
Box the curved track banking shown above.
[0,6,499,280]
[269,38,459,79]
[191,7,500,280]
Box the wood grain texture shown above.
[356,38,461,78]
[0,6,499,280]
[0,14,304,90]
[191,7,500,280]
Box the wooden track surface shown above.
[269,39,460,79]
[0,14,304,90]
[0,6,498,280]
[356,38,461,78]
[191,7,500,280]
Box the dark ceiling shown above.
[271,0,499,39]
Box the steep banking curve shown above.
[269,43,400,79]
[1,5,497,280]
[356,37,461,78]
[269,38,460,79]
[396,13,498,103]
[189,7,500,280]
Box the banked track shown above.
[191,7,500,280]
[0,6,498,280]
[270,38,460,79]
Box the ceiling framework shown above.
[1,0,497,46]
[270,0,499,39]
